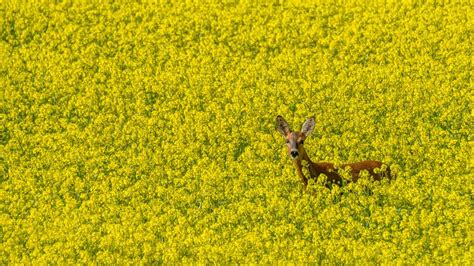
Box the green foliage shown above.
[1,0,472,264]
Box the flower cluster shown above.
[1,0,471,264]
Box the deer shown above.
[276,115,392,190]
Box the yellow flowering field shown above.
[1,0,472,264]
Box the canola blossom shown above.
[1,1,472,264]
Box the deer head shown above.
[276,115,315,160]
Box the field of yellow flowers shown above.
[1,0,472,264]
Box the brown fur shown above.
[277,116,393,189]
[296,146,391,188]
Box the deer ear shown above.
[301,117,315,137]
[276,115,291,136]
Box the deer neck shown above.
[292,147,319,187]
[299,148,313,164]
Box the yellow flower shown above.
[1,0,470,264]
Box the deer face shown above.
[276,116,315,160]
[284,131,307,159]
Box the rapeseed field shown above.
[1,0,472,263]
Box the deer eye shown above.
[299,140,304,145]
[285,140,290,144]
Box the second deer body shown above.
[276,116,392,189]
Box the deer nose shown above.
[290,150,299,158]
